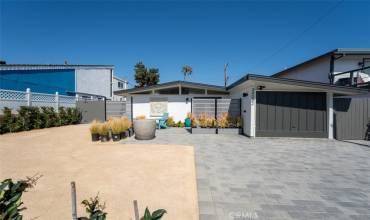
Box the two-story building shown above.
[0,63,123,100]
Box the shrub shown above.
[177,120,184,128]
[79,194,107,220]
[41,107,59,128]
[18,106,43,130]
[167,116,175,127]
[0,175,41,220]
[90,120,100,134]
[110,120,123,135]
[58,107,69,126]
[135,115,146,120]
[120,116,131,131]
[217,112,229,128]
[98,123,109,136]
[69,108,82,125]
[0,106,82,135]
[1,107,22,133]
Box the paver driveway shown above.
[122,128,370,220]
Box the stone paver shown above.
[122,128,370,220]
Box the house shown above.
[272,48,370,87]
[114,74,367,139]
[0,63,116,99]
[112,76,128,101]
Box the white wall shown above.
[131,95,191,122]
[76,68,112,98]
[276,55,331,83]
[334,55,368,73]
[228,83,256,137]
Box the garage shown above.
[256,91,327,138]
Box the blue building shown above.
[0,64,115,98]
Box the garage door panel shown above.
[256,91,327,138]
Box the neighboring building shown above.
[112,76,128,101]
[0,64,115,99]
[272,48,370,87]
[115,75,366,139]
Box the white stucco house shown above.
[114,73,367,139]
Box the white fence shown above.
[0,88,76,113]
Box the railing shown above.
[0,88,77,112]
[333,66,370,88]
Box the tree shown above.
[134,62,160,87]
[182,65,193,81]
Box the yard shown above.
[0,125,199,220]
[2,125,370,220]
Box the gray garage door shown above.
[334,97,370,140]
[256,91,327,138]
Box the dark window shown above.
[118,82,124,88]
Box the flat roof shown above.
[272,48,370,77]
[0,64,114,71]
[114,80,226,95]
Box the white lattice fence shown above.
[0,89,76,113]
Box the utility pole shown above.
[224,63,229,88]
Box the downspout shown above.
[329,55,334,84]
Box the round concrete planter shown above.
[133,119,156,140]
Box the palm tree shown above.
[182,65,193,81]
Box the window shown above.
[118,82,124,89]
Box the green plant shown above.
[134,62,160,87]
[78,194,107,220]
[0,175,41,220]
[177,120,184,128]
[18,106,43,130]
[141,207,166,220]
[167,116,175,127]
[58,107,68,126]
[181,65,193,81]
[1,107,22,133]
[41,107,59,128]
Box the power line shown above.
[249,0,345,71]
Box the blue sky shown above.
[1,0,370,87]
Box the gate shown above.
[334,96,370,140]
[76,100,106,123]
[106,101,126,118]
[191,98,241,118]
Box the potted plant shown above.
[133,115,156,140]
[110,119,122,142]
[217,113,243,134]
[119,116,131,139]
[89,120,100,141]
[184,113,192,127]
[191,113,216,134]
[99,122,110,142]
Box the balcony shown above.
[333,66,370,88]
